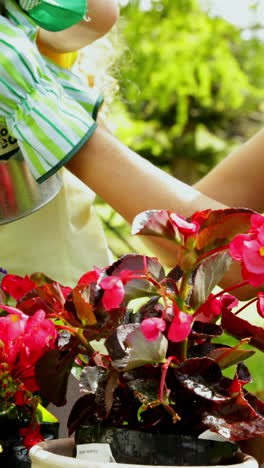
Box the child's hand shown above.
[0,15,97,182]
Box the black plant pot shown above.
[75,425,239,466]
[0,419,59,468]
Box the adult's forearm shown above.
[195,128,264,213]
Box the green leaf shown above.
[124,328,168,370]
[190,251,232,309]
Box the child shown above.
[0,0,119,285]
[0,0,120,437]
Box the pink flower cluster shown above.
[79,267,139,311]
[0,305,57,392]
[141,304,193,343]
[230,213,264,286]
[195,294,238,323]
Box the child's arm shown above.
[38,0,119,53]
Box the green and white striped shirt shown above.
[0,0,102,182]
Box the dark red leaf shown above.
[196,209,255,252]
[36,349,79,406]
[222,309,264,351]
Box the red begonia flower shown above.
[1,274,36,300]
[78,267,103,285]
[19,423,44,450]
[141,317,166,341]
[195,294,238,323]
[14,389,28,406]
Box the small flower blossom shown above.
[168,308,193,342]
[78,267,103,285]
[195,294,238,323]
[100,276,125,310]
[141,317,166,341]
[100,270,135,310]
[19,423,44,450]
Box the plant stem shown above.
[195,245,229,265]
[234,297,258,315]
[76,329,95,356]
[158,356,179,401]
[179,338,188,361]
[179,272,191,301]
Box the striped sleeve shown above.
[4,0,104,120]
[44,60,104,120]
[0,13,97,182]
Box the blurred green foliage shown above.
[112,0,264,183]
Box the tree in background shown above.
[113,0,264,183]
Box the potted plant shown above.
[0,268,59,467]
[1,208,264,467]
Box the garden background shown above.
[93,0,264,395]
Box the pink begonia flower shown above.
[230,233,264,286]
[141,317,166,341]
[257,292,264,318]
[170,213,200,237]
[249,213,264,239]
[229,234,249,261]
[0,306,57,392]
[1,274,36,300]
[0,306,28,341]
[168,309,193,343]
[100,276,125,310]
[23,310,57,351]
[195,294,238,323]
[99,270,135,310]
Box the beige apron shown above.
[0,168,111,286]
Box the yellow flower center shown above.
[10,314,20,323]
